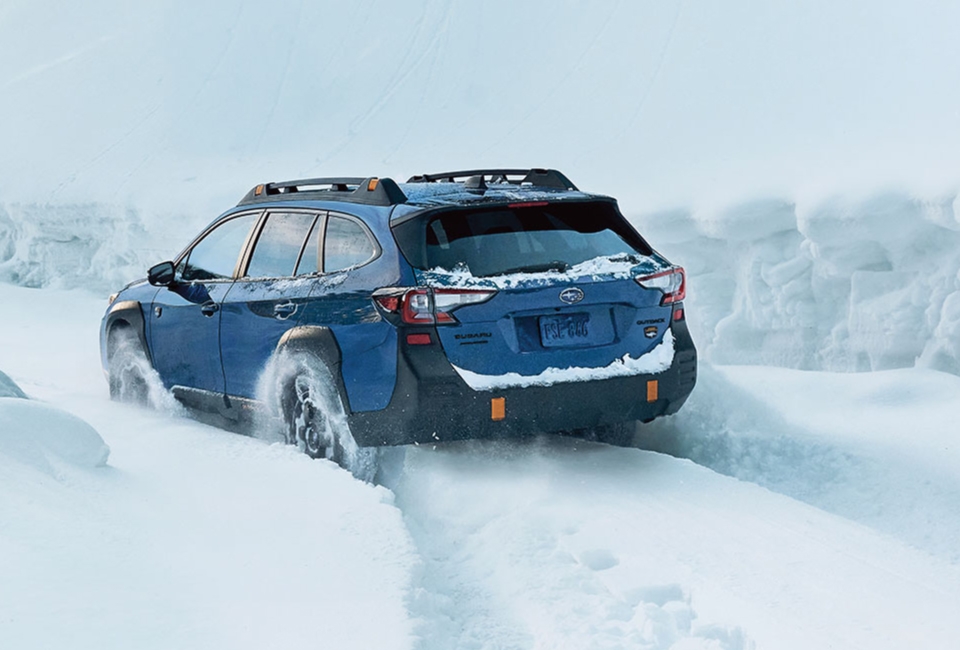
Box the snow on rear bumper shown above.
[348,323,696,446]
[451,330,675,391]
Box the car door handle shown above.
[201,301,219,317]
[274,302,297,319]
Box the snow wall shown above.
[637,191,960,375]
[3,188,960,376]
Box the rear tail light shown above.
[635,267,686,305]
[373,287,496,325]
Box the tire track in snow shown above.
[385,433,960,650]
[386,439,752,650]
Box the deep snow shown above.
[3,1,960,648]
[0,285,417,650]
[3,277,960,650]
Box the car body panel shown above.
[149,280,233,393]
[219,277,314,399]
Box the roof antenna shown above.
[463,175,487,191]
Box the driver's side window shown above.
[179,214,259,282]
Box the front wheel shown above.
[108,328,150,405]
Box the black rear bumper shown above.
[349,318,697,446]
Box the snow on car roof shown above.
[398,181,605,209]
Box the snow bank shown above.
[0,202,191,292]
[0,396,109,472]
[634,189,960,374]
[0,369,26,398]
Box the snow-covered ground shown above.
[0,285,417,650]
[3,1,960,648]
[3,282,959,650]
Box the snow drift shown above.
[637,189,960,375]
[636,363,960,563]
[0,202,186,292]
[0,369,110,473]
[0,369,27,398]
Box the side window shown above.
[180,214,258,282]
[295,215,324,276]
[324,216,377,272]
[245,212,318,278]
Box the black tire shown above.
[284,371,345,462]
[107,327,150,405]
[585,421,637,448]
[277,354,379,480]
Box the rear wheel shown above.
[285,373,344,462]
[108,327,150,405]
[277,353,379,480]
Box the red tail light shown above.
[635,267,686,305]
[373,287,497,325]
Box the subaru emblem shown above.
[559,287,584,304]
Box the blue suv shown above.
[101,169,696,467]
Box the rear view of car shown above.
[100,168,696,470]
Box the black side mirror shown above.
[148,261,176,287]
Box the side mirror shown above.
[148,261,176,287]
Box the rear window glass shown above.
[414,202,652,277]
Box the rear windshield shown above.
[394,201,653,277]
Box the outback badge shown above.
[644,326,659,339]
[559,287,584,304]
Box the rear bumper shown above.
[349,318,697,446]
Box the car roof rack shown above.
[406,168,578,191]
[238,176,407,207]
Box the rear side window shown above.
[245,211,318,278]
[295,216,323,276]
[324,216,377,272]
[413,202,652,277]
[180,213,258,281]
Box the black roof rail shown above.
[238,176,407,207]
[406,168,578,191]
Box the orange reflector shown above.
[367,178,379,191]
[491,397,506,421]
[255,184,264,196]
[646,380,659,402]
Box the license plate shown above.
[540,313,590,347]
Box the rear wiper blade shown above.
[495,261,570,276]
